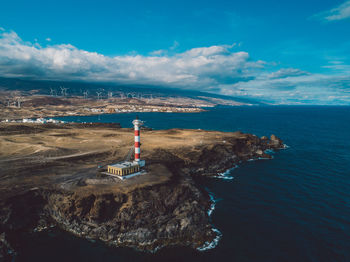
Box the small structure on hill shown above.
[105,116,146,180]
[107,161,140,176]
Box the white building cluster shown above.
[1,118,65,124]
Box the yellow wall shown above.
[108,165,139,176]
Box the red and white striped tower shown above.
[132,116,143,162]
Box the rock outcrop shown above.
[269,134,284,148]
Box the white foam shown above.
[214,166,236,180]
[258,156,274,160]
[207,192,217,216]
[196,189,222,251]
[264,149,275,154]
[206,189,222,217]
[248,156,274,162]
[197,228,222,251]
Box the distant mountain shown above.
[0,77,262,105]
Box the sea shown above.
[15,106,350,262]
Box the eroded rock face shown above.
[0,178,214,255]
[181,133,284,177]
[0,129,284,259]
[0,233,15,261]
[269,134,284,148]
[50,179,213,250]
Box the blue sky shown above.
[1,0,350,104]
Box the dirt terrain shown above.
[0,123,254,196]
[0,123,284,260]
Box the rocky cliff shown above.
[0,124,285,260]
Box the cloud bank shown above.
[315,1,350,21]
[0,29,349,105]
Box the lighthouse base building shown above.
[107,161,140,176]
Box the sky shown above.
[0,0,350,105]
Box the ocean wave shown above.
[207,191,218,216]
[264,149,275,154]
[248,155,274,161]
[197,228,222,251]
[205,188,221,217]
[197,189,222,251]
[259,156,274,160]
[214,166,236,180]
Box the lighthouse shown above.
[104,116,146,179]
[132,116,143,162]
[132,116,146,167]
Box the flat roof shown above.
[108,161,139,169]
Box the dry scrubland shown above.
[0,123,246,197]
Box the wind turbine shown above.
[16,97,22,108]
[60,86,65,97]
[96,91,102,100]
[108,92,113,99]
[83,90,89,99]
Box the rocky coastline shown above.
[0,124,285,260]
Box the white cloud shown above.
[149,41,178,56]
[169,40,179,50]
[46,37,52,42]
[267,68,309,79]
[322,60,350,71]
[149,49,166,56]
[315,1,350,21]
[0,30,259,88]
[0,29,349,105]
[217,71,350,105]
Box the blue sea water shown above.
[17,106,350,262]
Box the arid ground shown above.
[0,123,250,198]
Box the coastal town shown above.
[0,90,214,121]
[0,88,250,121]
